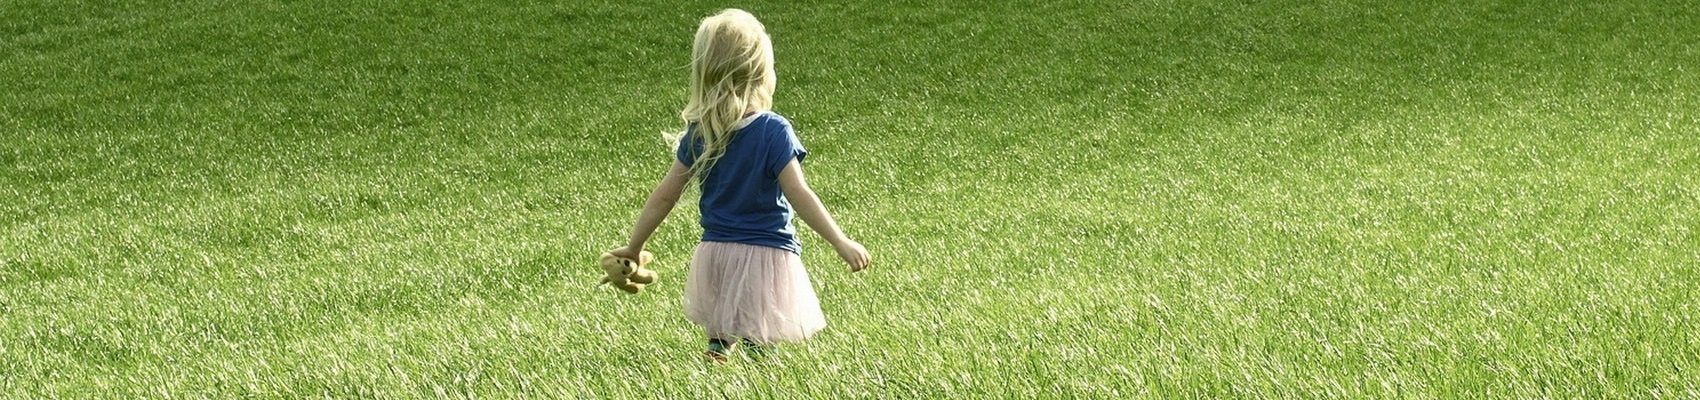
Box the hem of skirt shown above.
[691,323,826,345]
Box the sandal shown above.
[704,339,733,363]
[740,339,777,359]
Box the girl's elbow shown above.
[651,188,684,205]
[781,186,815,202]
[656,192,683,205]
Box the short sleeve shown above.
[675,127,697,167]
[765,119,807,178]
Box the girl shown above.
[607,9,871,362]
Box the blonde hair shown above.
[674,9,776,183]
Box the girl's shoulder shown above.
[745,110,787,123]
[743,111,792,133]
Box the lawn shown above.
[3,0,1697,398]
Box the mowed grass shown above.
[3,0,1698,397]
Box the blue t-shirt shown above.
[676,111,808,254]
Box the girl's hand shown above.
[608,246,643,261]
[833,239,870,272]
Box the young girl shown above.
[607,9,870,362]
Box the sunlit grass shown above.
[3,0,1697,398]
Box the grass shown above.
[3,0,1698,398]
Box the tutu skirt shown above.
[683,241,826,344]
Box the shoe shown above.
[704,339,733,363]
[740,339,777,359]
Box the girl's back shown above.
[677,111,808,253]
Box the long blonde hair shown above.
[674,9,776,183]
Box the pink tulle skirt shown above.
[683,241,826,344]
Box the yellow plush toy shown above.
[599,251,658,294]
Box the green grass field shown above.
[4,0,1698,397]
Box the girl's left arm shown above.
[779,159,870,272]
[613,161,692,259]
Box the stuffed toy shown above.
[599,251,658,294]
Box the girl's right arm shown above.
[778,159,870,272]
[611,161,692,260]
